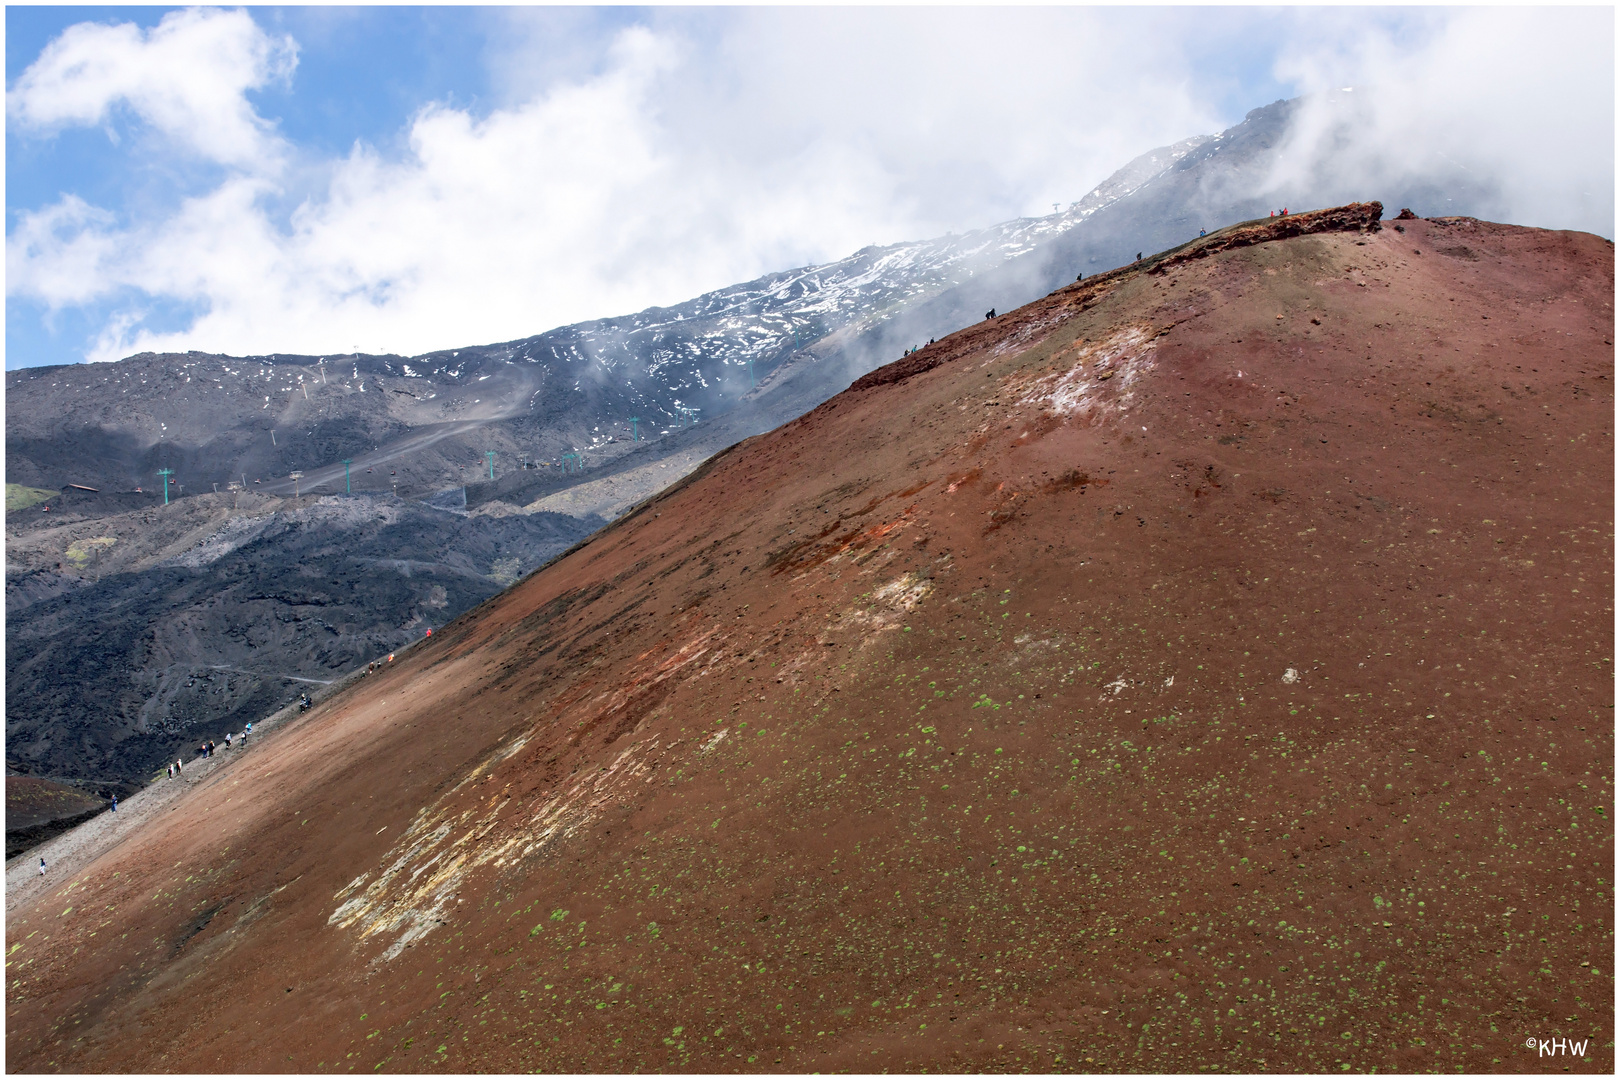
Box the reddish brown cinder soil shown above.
[6,208,1612,1074]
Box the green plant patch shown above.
[6,484,57,511]
[65,537,117,564]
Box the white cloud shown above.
[6,6,297,170]
[10,13,1225,363]
[1265,7,1613,233]
[5,7,1613,366]
[5,195,120,308]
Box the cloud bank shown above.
[8,7,296,170]
[1266,6,1613,234]
[5,6,1613,366]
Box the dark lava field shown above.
[6,207,1611,1073]
[6,492,599,789]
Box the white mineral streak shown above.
[328,627,730,964]
[869,572,934,614]
[1006,322,1160,423]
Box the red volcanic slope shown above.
[6,208,1612,1074]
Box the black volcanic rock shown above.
[5,495,600,786]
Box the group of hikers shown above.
[46,661,395,883]
[360,653,396,677]
[35,679,350,879]
[164,720,256,779]
[159,680,332,786]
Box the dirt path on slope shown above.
[7,748,232,913]
[256,419,490,496]
[3,643,410,913]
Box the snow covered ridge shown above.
[401,131,1212,400]
[7,128,1207,423]
[541,132,1214,381]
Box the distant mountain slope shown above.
[5,776,106,859]
[783,95,1505,382]
[3,132,1212,504]
[3,97,1497,512]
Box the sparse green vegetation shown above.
[65,536,117,565]
[6,484,56,511]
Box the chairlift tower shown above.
[630,417,640,441]
[484,450,496,480]
[156,468,174,505]
[290,471,304,498]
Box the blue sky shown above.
[6,6,1613,370]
